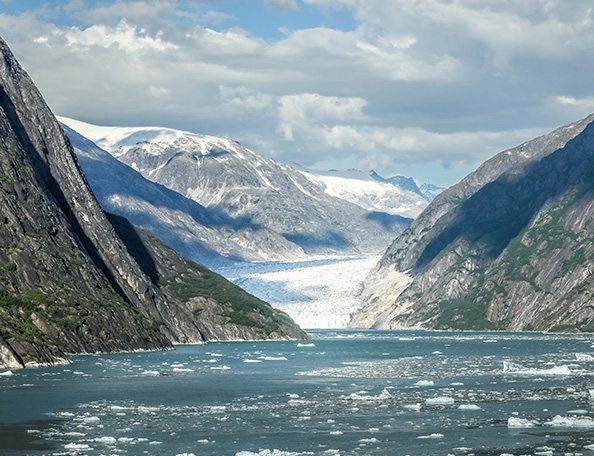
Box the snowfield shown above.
[218,256,380,329]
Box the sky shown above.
[1,1,594,187]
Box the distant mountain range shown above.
[352,112,594,333]
[61,118,440,265]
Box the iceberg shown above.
[502,361,571,376]
[425,396,454,405]
[507,417,537,428]
[575,353,594,361]
[546,415,594,428]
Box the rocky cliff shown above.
[0,37,306,369]
[352,113,594,332]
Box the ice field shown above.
[3,330,594,455]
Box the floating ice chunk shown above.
[259,356,288,361]
[432,351,442,354]
[567,409,588,415]
[358,438,378,443]
[297,343,315,347]
[138,406,160,413]
[418,433,444,439]
[0,370,13,377]
[502,361,525,372]
[236,450,306,456]
[458,404,481,411]
[425,396,454,405]
[502,361,571,376]
[141,370,160,376]
[210,406,226,412]
[197,439,213,443]
[483,339,498,343]
[329,430,343,435]
[75,415,100,423]
[171,363,185,367]
[403,403,422,411]
[415,380,434,387]
[347,388,392,401]
[545,415,594,428]
[176,453,196,456]
[173,368,194,372]
[93,436,117,444]
[211,365,231,370]
[243,359,263,363]
[575,353,594,361]
[64,443,93,450]
[507,417,537,428]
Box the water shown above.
[2,330,594,456]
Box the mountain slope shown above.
[62,119,413,256]
[351,113,594,331]
[64,124,303,267]
[299,169,428,219]
[0,37,306,368]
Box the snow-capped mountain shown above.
[298,169,428,219]
[63,124,304,268]
[61,118,414,257]
[419,182,446,201]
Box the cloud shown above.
[0,0,593,187]
[278,93,368,140]
[264,0,299,13]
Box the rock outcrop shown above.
[0,37,306,369]
[352,113,594,332]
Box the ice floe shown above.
[507,417,537,428]
[502,361,571,376]
[425,396,454,405]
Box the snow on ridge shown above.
[58,116,247,159]
[300,170,428,219]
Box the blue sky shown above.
[1,0,594,187]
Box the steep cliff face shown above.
[352,113,594,332]
[0,37,306,369]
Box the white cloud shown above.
[0,0,593,187]
[278,93,368,140]
[264,0,299,13]
[64,21,179,52]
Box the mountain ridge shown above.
[351,112,594,332]
[60,118,416,258]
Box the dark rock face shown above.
[352,113,594,332]
[0,37,306,368]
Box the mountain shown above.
[63,124,303,267]
[351,113,594,332]
[60,120,414,257]
[370,169,445,202]
[419,183,446,201]
[0,37,306,368]
[298,168,428,219]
